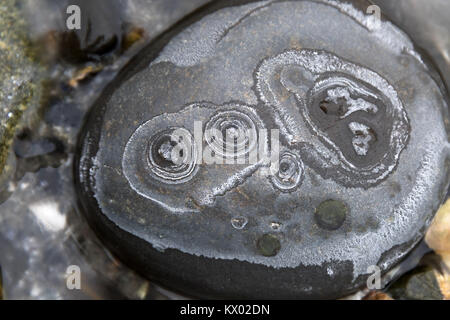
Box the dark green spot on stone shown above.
[257,234,281,257]
[315,199,347,230]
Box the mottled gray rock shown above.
[0,0,46,199]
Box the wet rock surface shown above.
[388,266,444,300]
[75,0,450,299]
[0,0,210,300]
[425,198,450,299]
[0,0,46,199]
[0,0,449,300]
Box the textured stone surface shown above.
[373,0,450,92]
[0,0,45,196]
[76,0,450,298]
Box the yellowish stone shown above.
[426,198,450,299]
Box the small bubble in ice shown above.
[231,216,248,230]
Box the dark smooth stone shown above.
[388,266,444,300]
[75,0,450,299]
[60,0,124,63]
